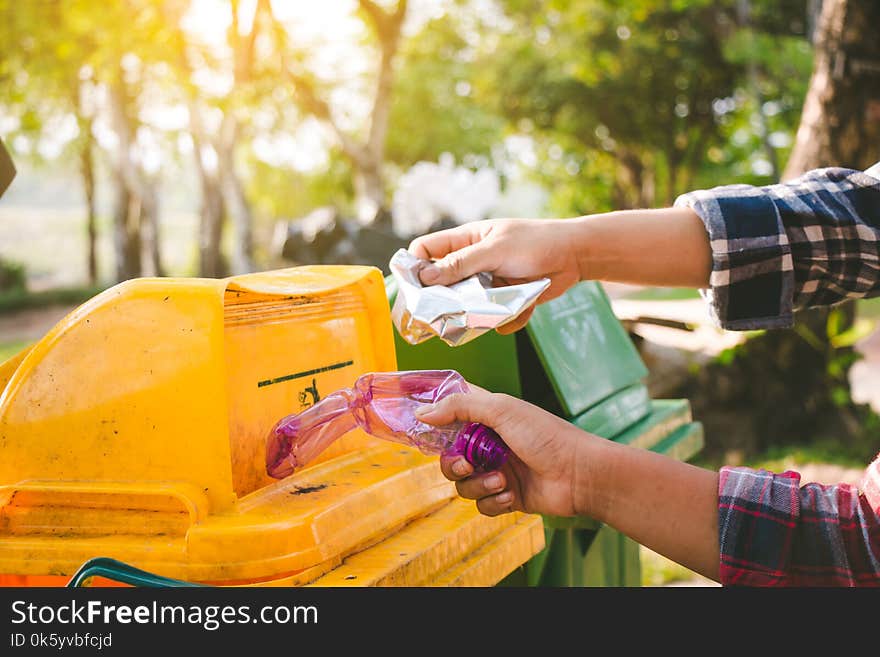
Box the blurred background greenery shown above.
[0,0,819,291]
[2,0,879,586]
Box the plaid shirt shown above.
[675,162,880,586]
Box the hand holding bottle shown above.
[414,386,590,518]
[266,370,509,479]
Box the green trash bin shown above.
[386,277,704,587]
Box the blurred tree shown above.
[248,151,355,224]
[71,0,172,282]
[469,0,814,215]
[0,0,102,284]
[784,0,880,177]
[484,0,741,211]
[681,0,880,461]
[107,58,160,282]
[699,8,813,190]
[774,0,880,439]
[385,13,504,168]
[267,0,408,225]
[165,0,272,277]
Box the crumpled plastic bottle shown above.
[266,369,509,479]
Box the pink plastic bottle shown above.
[266,370,509,479]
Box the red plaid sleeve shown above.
[718,459,880,586]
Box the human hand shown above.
[414,385,594,518]
[408,218,583,334]
[416,384,722,582]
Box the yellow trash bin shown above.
[0,265,543,587]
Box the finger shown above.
[408,224,481,261]
[439,453,473,481]
[414,389,509,428]
[453,471,507,500]
[492,275,531,287]
[535,283,567,305]
[418,241,500,286]
[496,307,534,335]
[475,490,516,517]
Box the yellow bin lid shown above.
[0,265,476,584]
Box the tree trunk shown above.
[782,0,880,408]
[140,176,163,277]
[112,173,141,282]
[78,124,98,285]
[354,37,400,224]
[198,181,225,279]
[353,163,386,225]
[108,75,153,282]
[217,115,254,274]
[272,0,407,226]
[214,0,262,275]
[611,149,656,209]
[783,0,880,177]
[189,103,227,279]
[194,153,226,279]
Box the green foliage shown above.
[0,340,30,364]
[695,29,812,189]
[457,0,815,214]
[481,0,744,209]
[748,438,877,472]
[640,546,706,587]
[247,152,356,221]
[692,436,875,478]
[0,0,176,154]
[0,285,105,314]
[621,286,701,301]
[856,297,880,320]
[385,15,505,167]
[0,258,26,293]
[0,0,819,277]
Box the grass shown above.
[621,286,702,301]
[640,547,716,587]
[0,339,31,363]
[0,205,199,291]
[625,288,880,314]
[857,296,880,320]
[0,285,106,314]
[740,441,872,472]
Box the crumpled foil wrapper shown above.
[389,248,551,347]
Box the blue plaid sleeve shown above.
[675,165,880,331]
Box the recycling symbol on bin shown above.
[298,378,321,409]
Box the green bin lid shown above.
[525,281,648,418]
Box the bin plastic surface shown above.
[0,265,544,587]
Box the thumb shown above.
[414,388,510,430]
[419,242,497,286]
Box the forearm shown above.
[576,435,720,581]
[567,207,712,288]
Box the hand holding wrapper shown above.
[389,248,550,347]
